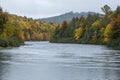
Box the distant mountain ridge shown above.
[40,11,102,23]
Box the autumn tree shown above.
[0,6,2,12]
[0,12,8,34]
[74,27,83,40]
[101,5,112,15]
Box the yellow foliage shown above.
[74,27,83,40]
[18,31,25,42]
[104,37,110,42]
[92,20,101,29]
[100,27,105,33]
[104,24,113,42]
[0,20,15,38]
[31,32,44,40]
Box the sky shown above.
[0,0,119,19]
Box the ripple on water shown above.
[0,41,120,80]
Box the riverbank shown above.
[50,38,120,50]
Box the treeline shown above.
[0,7,55,47]
[50,5,120,49]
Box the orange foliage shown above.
[18,31,25,42]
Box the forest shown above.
[50,5,120,49]
[0,7,55,47]
[0,5,120,49]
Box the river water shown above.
[0,41,120,80]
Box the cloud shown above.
[0,0,119,18]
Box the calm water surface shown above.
[0,41,120,80]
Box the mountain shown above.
[40,11,101,23]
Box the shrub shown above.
[0,37,9,47]
[8,37,21,47]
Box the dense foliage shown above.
[50,5,120,49]
[0,5,120,49]
[0,7,55,47]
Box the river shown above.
[0,41,120,80]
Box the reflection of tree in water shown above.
[0,52,12,80]
[100,51,120,80]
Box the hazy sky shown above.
[0,0,119,18]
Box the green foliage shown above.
[8,37,21,47]
[0,37,9,47]
[101,5,111,15]
[0,5,119,49]
[0,12,8,34]
[115,6,120,14]
[107,39,120,49]
[50,5,120,49]
[1,20,15,38]
[0,37,21,47]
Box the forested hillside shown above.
[0,7,55,47]
[50,5,120,49]
[40,11,101,23]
